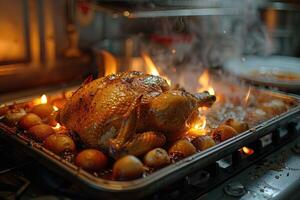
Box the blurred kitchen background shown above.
[0,0,300,97]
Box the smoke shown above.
[139,0,272,91]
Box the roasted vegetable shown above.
[4,109,26,124]
[19,113,42,130]
[75,149,107,172]
[28,124,55,142]
[59,71,215,158]
[211,125,238,143]
[223,119,249,133]
[144,148,170,168]
[44,134,76,154]
[112,155,144,180]
[168,139,196,159]
[191,135,216,151]
[31,104,54,119]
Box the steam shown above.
[139,0,272,91]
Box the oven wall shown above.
[0,0,92,94]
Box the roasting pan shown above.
[0,88,300,199]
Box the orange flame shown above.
[34,94,48,105]
[198,69,215,96]
[41,94,47,104]
[198,69,210,89]
[208,87,215,96]
[188,115,207,136]
[53,106,59,111]
[244,87,251,104]
[194,116,206,130]
[242,146,254,155]
[101,50,117,76]
[142,52,171,85]
[53,122,61,130]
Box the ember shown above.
[242,146,254,156]
[53,123,61,130]
[102,50,118,76]
[53,106,59,112]
[188,115,207,136]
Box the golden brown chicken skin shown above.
[59,71,215,158]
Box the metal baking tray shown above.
[0,89,300,199]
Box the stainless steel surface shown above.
[0,89,299,199]
[223,182,246,197]
[197,136,300,200]
[94,4,242,18]
[259,2,300,56]
[94,1,251,18]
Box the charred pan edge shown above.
[0,89,300,199]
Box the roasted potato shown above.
[144,148,170,168]
[191,135,216,151]
[223,119,249,133]
[211,125,238,143]
[31,104,54,119]
[75,149,107,172]
[43,134,76,154]
[4,109,26,124]
[19,113,42,130]
[28,124,55,142]
[112,155,144,180]
[168,139,196,159]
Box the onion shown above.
[144,148,170,168]
[112,155,144,180]
[75,149,107,172]
[168,139,196,159]
[19,113,42,130]
[43,134,76,155]
[28,124,55,142]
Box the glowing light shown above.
[198,70,213,93]
[242,146,254,155]
[244,87,251,104]
[208,87,215,95]
[41,94,47,104]
[123,11,130,17]
[188,115,207,136]
[53,123,61,130]
[198,69,210,91]
[198,69,217,100]
[53,106,59,111]
[142,52,171,85]
[34,94,48,105]
[195,116,206,130]
[101,50,117,76]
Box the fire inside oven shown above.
[0,1,300,200]
[0,67,299,198]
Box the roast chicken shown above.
[58,71,215,158]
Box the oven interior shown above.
[0,0,300,199]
